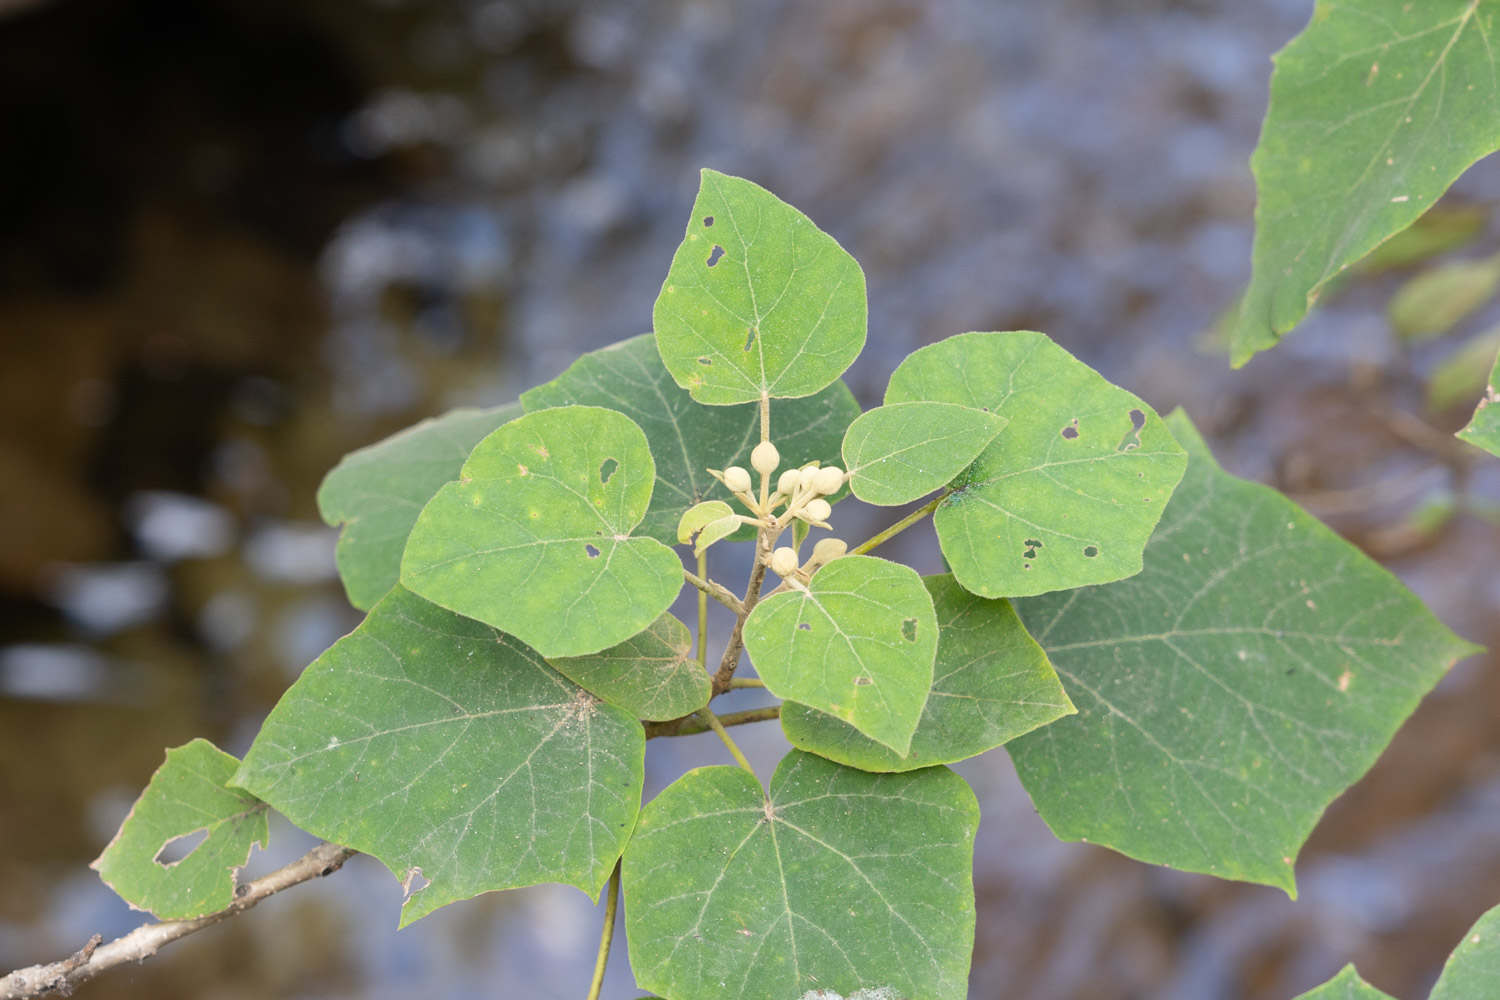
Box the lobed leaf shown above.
[521,333,859,542]
[1231,0,1500,365]
[743,555,938,755]
[653,169,867,404]
[233,587,644,926]
[622,751,979,1000]
[1457,348,1500,456]
[400,405,683,658]
[318,404,522,610]
[842,401,1008,506]
[885,331,1187,599]
[1008,411,1480,892]
[547,612,711,722]
[92,739,268,920]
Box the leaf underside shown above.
[547,611,711,722]
[1457,349,1500,456]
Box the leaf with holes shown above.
[885,331,1187,599]
[1008,411,1479,892]
[548,612,711,722]
[1457,348,1500,457]
[841,402,1008,506]
[522,334,859,542]
[91,739,268,920]
[318,404,522,610]
[1231,0,1500,365]
[1296,901,1500,998]
[400,405,682,658]
[743,555,937,755]
[653,169,867,405]
[622,751,978,1000]
[233,587,644,926]
[781,574,1074,772]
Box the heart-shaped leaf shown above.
[318,404,521,609]
[781,574,1074,772]
[885,331,1187,599]
[521,333,859,542]
[1008,411,1479,891]
[400,405,683,658]
[1458,348,1500,457]
[841,402,1008,506]
[743,555,937,755]
[91,739,268,920]
[653,169,867,404]
[234,587,645,926]
[548,612,711,722]
[623,751,979,1000]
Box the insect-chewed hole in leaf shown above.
[153,828,209,868]
[1023,537,1042,560]
[901,618,918,642]
[1116,408,1146,452]
[702,215,714,227]
[401,867,430,900]
[797,622,812,632]
[1061,419,1080,440]
[1083,544,1099,558]
[743,326,756,352]
[585,543,601,559]
[697,356,713,366]
[706,244,726,267]
[599,457,618,484]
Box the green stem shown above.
[696,551,709,669]
[682,569,742,613]
[643,705,780,739]
[585,862,621,1000]
[698,707,758,777]
[728,677,765,689]
[849,492,948,556]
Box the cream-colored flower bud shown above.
[768,546,800,577]
[750,440,780,476]
[777,469,800,495]
[803,498,832,523]
[798,465,820,490]
[723,466,753,494]
[811,537,847,564]
[812,466,845,495]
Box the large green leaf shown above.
[400,405,683,658]
[885,331,1187,599]
[623,751,978,1000]
[1457,349,1500,456]
[1296,902,1500,998]
[1008,411,1479,892]
[520,333,859,542]
[91,739,268,920]
[1293,966,1391,1000]
[234,587,644,926]
[841,402,1008,506]
[547,612,711,722]
[1231,0,1500,365]
[653,169,867,404]
[781,574,1074,772]
[743,556,938,755]
[318,404,521,610]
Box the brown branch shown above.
[1,842,356,999]
[711,535,770,695]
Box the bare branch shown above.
[1,842,356,999]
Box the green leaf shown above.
[1428,327,1500,411]
[91,739,268,920]
[885,331,1187,599]
[318,404,522,610]
[521,333,859,543]
[1231,0,1500,365]
[677,500,742,556]
[547,612,711,722]
[781,574,1075,772]
[743,555,938,754]
[1359,202,1489,272]
[841,402,1008,506]
[1293,966,1392,1000]
[1387,251,1500,341]
[400,405,683,658]
[1431,902,1500,998]
[1457,348,1500,456]
[233,587,644,926]
[622,751,979,1000]
[653,169,867,404]
[1008,411,1480,892]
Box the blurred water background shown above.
[2,1,1500,998]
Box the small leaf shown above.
[233,587,645,926]
[1231,0,1500,365]
[1293,966,1392,1000]
[522,333,859,542]
[623,751,979,1000]
[782,574,1074,772]
[1008,410,1480,892]
[318,404,522,609]
[1387,252,1500,341]
[653,169,867,404]
[677,500,735,544]
[400,405,683,658]
[1428,327,1500,411]
[743,555,937,754]
[1457,348,1500,457]
[842,401,1008,506]
[92,739,268,920]
[548,612,711,722]
[885,331,1187,599]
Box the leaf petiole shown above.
[849,491,948,556]
[585,862,621,1000]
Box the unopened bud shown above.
[812,466,845,495]
[777,469,800,495]
[798,466,820,490]
[811,537,847,564]
[769,546,800,577]
[803,498,832,523]
[723,466,753,494]
[751,440,780,476]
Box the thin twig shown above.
[850,492,948,556]
[698,707,757,776]
[585,863,621,1000]
[682,568,743,613]
[696,551,709,669]
[1,842,356,1000]
[643,705,780,739]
